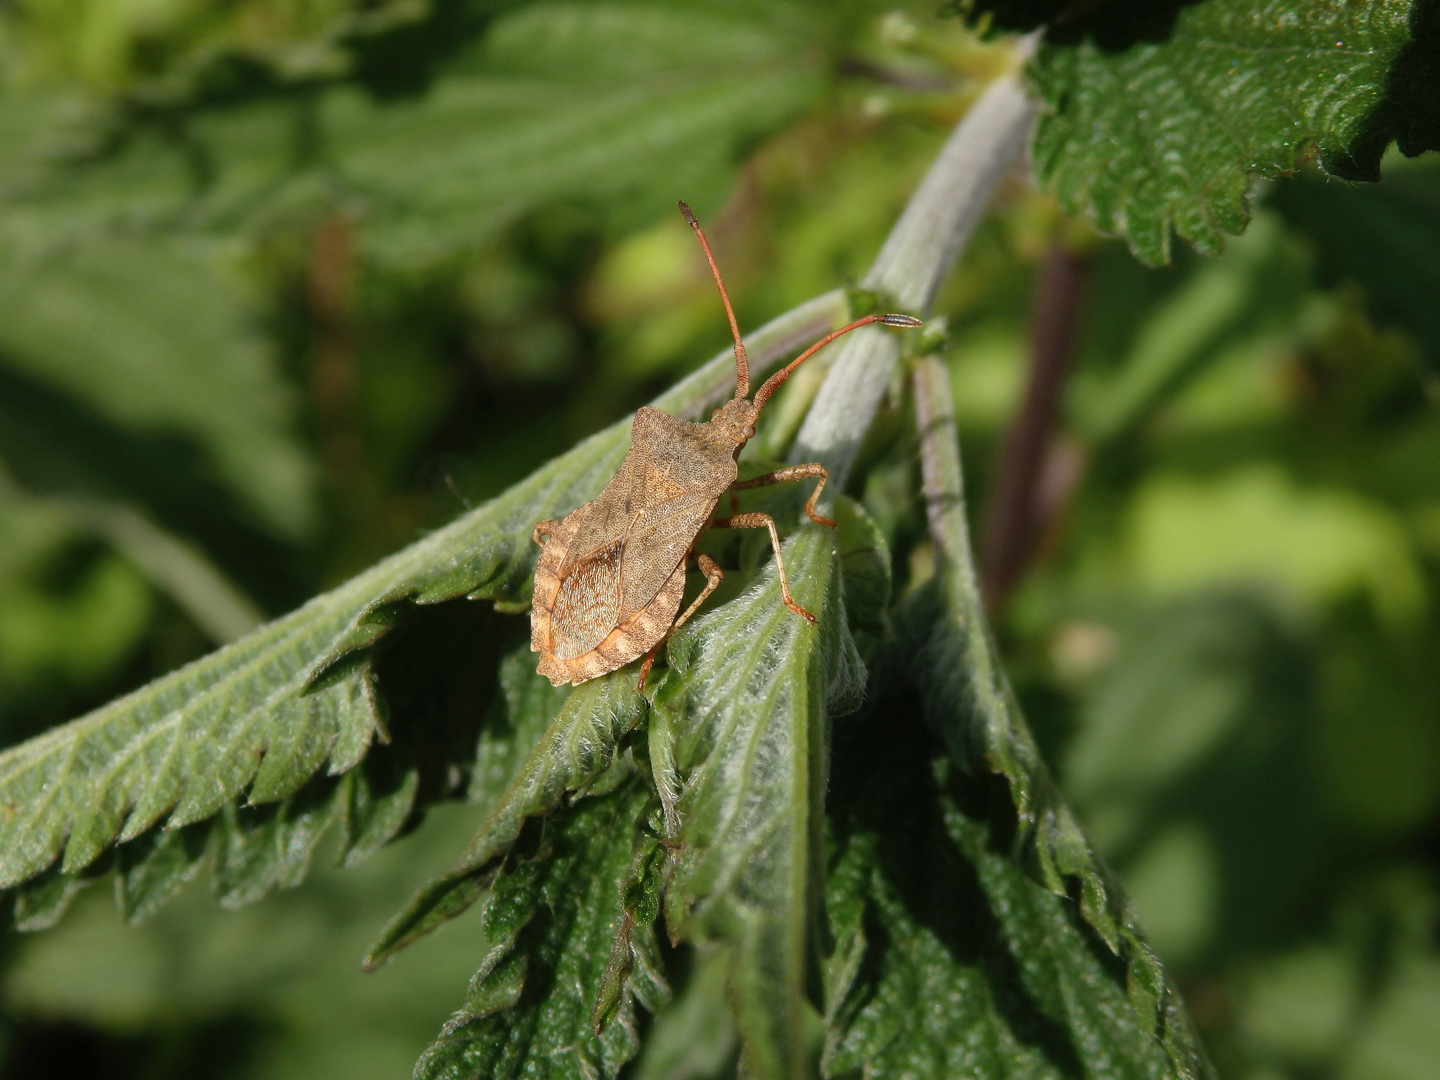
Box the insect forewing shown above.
[549,539,624,659]
[618,491,716,620]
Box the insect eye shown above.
[742,425,755,439]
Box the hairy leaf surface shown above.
[412,777,668,1080]
[906,357,1211,1077]
[973,0,1440,264]
[654,524,863,1080]
[0,293,844,915]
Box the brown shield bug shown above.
[530,201,920,689]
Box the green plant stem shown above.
[660,290,846,418]
[791,44,1039,486]
[65,496,265,644]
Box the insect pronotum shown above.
[530,201,921,689]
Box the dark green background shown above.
[0,1,1436,1077]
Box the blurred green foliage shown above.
[0,0,1437,1078]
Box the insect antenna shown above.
[678,200,750,400]
[751,312,923,412]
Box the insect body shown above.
[531,202,920,688]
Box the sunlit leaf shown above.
[412,775,669,1080]
[903,356,1211,1077]
[653,524,863,1080]
[366,671,645,966]
[0,295,843,924]
[960,0,1440,264]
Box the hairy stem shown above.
[791,44,1039,484]
[658,291,846,420]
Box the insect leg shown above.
[532,519,561,547]
[728,463,835,527]
[709,512,815,623]
[671,554,724,634]
[636,555,725,691]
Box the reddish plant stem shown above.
[308,216,364,504]
[979,243,1091,613]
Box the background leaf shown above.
[0,238,314,539]
[1071,213,1312,444]
[0,2,827,268]
[1270,157,1440,371]
[325,1,827,264]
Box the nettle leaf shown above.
[0,293,844,923]
[894,358,1211,1078]
[412,775,670,1080]
[824,729,1183,1079]
[326,0,826,263]
[1270,158,1440,370]
[652,523,864,1080]
[0,2,824,267]
[366,670,645,965]
[592,814,669,1035]
[992,0,1440,265]
[0,237,315,540]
